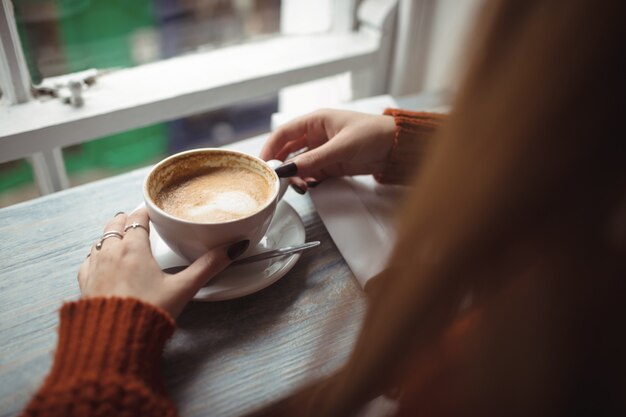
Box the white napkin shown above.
[310,176,406,288]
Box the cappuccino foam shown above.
[156,166,272,223]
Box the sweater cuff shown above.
[375,109,446,185]
[44,297,175,392]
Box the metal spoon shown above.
[233,241,320,264]
[163,241,321,273]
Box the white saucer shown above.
[149,200,305,301]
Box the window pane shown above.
[0,159,36,208]
[12,0,281,81]
[0,94,277,207]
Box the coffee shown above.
[145,148,287,261]
[156,166,272,223]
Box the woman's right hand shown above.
[260,109,396,192]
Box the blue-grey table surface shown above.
[0,137,366,417]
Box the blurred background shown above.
[1,0,283,206]
[0,0,482,207]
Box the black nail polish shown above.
[114,211,125,217]
[275,162,298,178]
[306,180,320,188]
[291,184,306,195]
[228,239,250,260]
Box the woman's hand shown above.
[260,109,396,193]
[77,208,249,318]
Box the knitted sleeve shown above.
[374,109,447,185]
[20,297,178,417]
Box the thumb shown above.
[171,239,250,299]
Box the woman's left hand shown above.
[77,208,245,318]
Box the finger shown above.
[260,111,328,161]
[289,177,308,195]
[170,240,249,299]
[98,212,127,251]
[285,131,351,178]
[304,176,322,189]
[310,172,330,183]
[102,211,127,233]
[274,136,308,162]
[123,207,151,249]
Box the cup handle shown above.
[266,159,289,201]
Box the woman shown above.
[21,0,625,416]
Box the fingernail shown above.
[291,184,306,195]
[275,162,298,178]
[114,211,125,217]
[306,180,320,188]
[227,239,250,260]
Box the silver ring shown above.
[102,230,124,239]
[124,222,149,233]
[95,231,123,250]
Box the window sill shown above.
[0,31,378,164]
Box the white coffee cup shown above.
[143,148,288,261]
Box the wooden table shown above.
[0,135,367,417]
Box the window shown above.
[14,0,282,82]
[2,0,284,206]
[0,0,399,206]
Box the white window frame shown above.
[0,0,402,195]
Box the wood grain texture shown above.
[0,160,366,417]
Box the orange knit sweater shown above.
[20,110,444,417]
[376,109,446,185]
[20,298,178,417]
